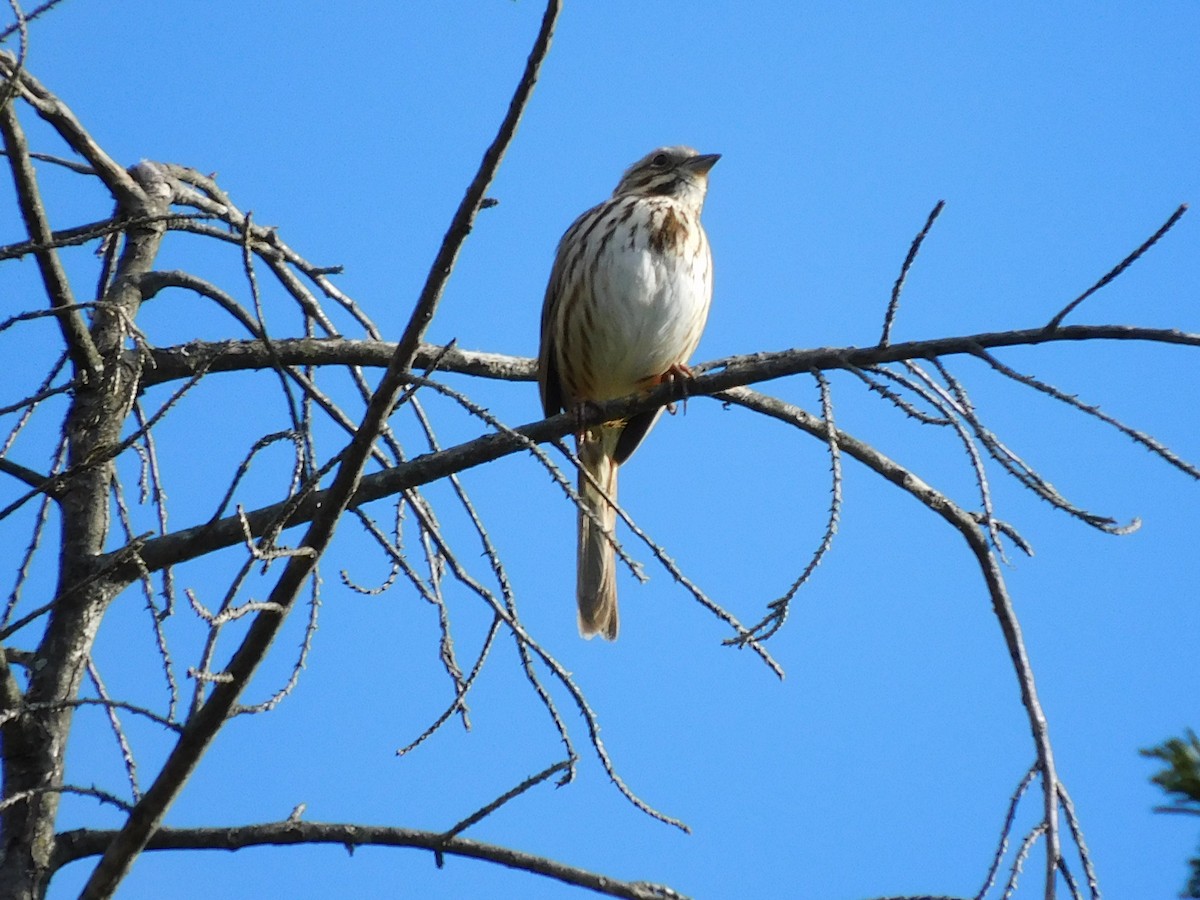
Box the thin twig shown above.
[0,0,70,42]
[0,784,133,815]
[0,213,215,261]
[0,363,210,523]
[903,360,1005,553]
[975,762,1038,900]
[846,362,953,425]
[1045,203,1188,330]
[0,696,181,732]
[1001,824,1047,899]
[231,575,321,715]
[439,759,572,842]
[395,615,501,757]
[84,659,140,803]
[239,211,304,436]
[730,370,842,643]
[2,440,59,628]
[971,345,1200,482]
[409,392,574,757]
[881,200,945,346]
[1057,782,1100,900]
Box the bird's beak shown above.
[683,153,721,175]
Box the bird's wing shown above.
[537,248,565,418]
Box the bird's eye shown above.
[651,152,669,167]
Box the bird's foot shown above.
[570,399,605,441]
[660,363,695,415]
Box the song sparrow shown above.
[537,146,720,640]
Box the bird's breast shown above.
[562,198,712,402]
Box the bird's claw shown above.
[661,363,695,415]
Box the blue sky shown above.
[3,2,1199,898]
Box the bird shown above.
[537,145,720,640]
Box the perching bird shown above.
[537,146,719,640]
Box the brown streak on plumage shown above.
[592,221,616,277]
[576,208,607,246]
[648,206,690,255]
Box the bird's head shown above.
[612,146,720,206]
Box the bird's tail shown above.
[577,429,619,640]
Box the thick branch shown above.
[0,152,172,900]
[0,103,102,380]
[135,323,1200,390]
[55,822,685,900]
[0,641,24,747]
[102,321,1200,580]
[0,51,143,206]
[0,458,54,494]
[140,336,535,386]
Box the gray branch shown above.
[54,821,688,900]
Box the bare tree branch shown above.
[97,323,1200,584]
[1046,203,1188,330]
[881,199,945,346]
[0,143,174,897]
[140,336,535,385]
[716,384,1066,894]
[135,322,1200,392]
[76,3,564,894]
[977,764,1040,900]
[0,102,101,379]
[0,50,143,204]
[0,0,71,42]
[54,820,690,900]
[0,457,53,493]
[729,371,843,644]
[440,759,573,843]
